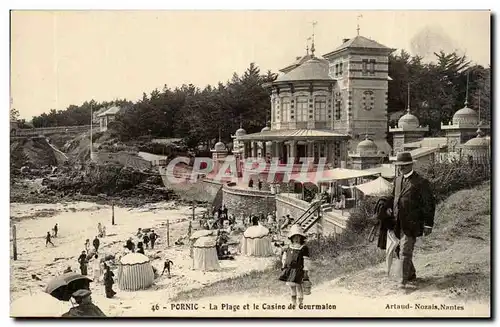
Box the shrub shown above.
[419,159,491,202]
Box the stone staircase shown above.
[321,203,333,213]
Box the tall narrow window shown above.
[369,59,376,75]
[314,96,327,121]
[339,62,343,76]
[296,97,308,122]
[335,99,342,120]
[362,59,368,75]
[281,97,290,122]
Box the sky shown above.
[10,10,491,120]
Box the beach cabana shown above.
[355,176,392,197]
[117,253,154,291]
[192,236,220,271]
[189,230,215,258]
[240,225,274,257]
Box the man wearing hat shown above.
[61,289,106,317]
[390,152,436,289]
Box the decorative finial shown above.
[476,127,484,138]
[218,127,221,142]
[239,114,243,129]
[465,71,470,107]
[407,82,411,113]
[306,37,311,55]
[364,133,369,140]
[356,14,363,36]
[478,88,481,123]
[310,21,317,57]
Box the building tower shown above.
[388,84,429,154]
[322,30,396,155]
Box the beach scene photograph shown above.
[9,9,491,318]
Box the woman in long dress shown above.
[103,264,116,299]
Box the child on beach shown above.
[278,225,311,307]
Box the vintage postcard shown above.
[9,10,491,318]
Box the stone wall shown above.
[222,185,276,218]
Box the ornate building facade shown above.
[237,34,395,169]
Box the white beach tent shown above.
[189,230,215,257]
[240,225,274,257]
[11,292,70,317]
[355,177,392,197]
[117,253,154,291]
[192,236,220,271]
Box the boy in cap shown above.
[61,289,106,317]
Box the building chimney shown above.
[296,56,301,60]
[342,38,350,43]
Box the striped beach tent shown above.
[192,236,220,271]
[240,225,274,257]
[117,253,154,291]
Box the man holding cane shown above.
[388,152,436,289]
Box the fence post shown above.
[12,225,17,261]
[166,220,170,247]
[192,201,195,221]
[111,203,115,225]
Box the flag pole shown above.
[90,102,93,159]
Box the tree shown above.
[10,107,19,121]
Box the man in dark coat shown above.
[390,152,436,289]
[149,230,159,249]
[78,251,88,275]
[93,236,100,253]
[61,289,106,317]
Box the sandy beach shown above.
[9,201,276,317]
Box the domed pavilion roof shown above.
[463,129,490,148]
[275,57,332,82]
[452,104,478,126]
[214,141,227,152]
[398,109,420,129]
[235,127,247,137]
[356,135,378,155]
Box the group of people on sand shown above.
[123,228,160,254]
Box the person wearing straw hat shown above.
[279,224,311,307]
[388,152,436,289]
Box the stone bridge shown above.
[10,125,91,138]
